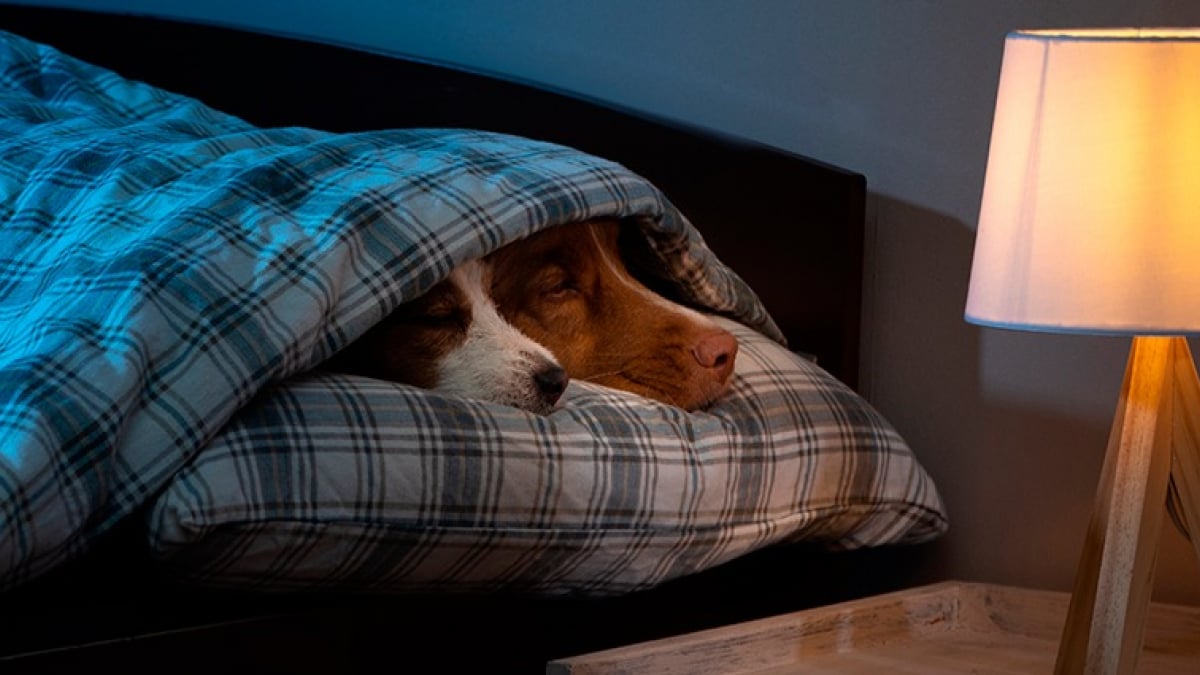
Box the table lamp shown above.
[966,29,1200,674]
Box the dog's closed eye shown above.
[386,289,468,329]
[536,266,579,300]
[416,301,468,327]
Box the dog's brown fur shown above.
[487,219,737,410]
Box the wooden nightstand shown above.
[547,581,1200,674]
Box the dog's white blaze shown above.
[437,259,562,413]
[587,225,718,327]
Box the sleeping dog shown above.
[488,218,737,410]
[332,218,738,412]
[328,259,569,415]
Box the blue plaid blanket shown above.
[0,31,780,588]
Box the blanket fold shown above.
[0,30,778,588]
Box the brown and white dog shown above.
[332,218,738,412]
[328,259,569,415]
[488,218,737,410]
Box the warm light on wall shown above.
[966,29,1200,674]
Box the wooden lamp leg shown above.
[1169,339,1200,566]
[1054,336,1200,675]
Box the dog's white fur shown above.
[329,258,567,414]
[436,260,565,414]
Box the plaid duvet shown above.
[0,31,780,589]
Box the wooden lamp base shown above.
[1055,336,1200,674]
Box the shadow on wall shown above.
[862,193,1200,605]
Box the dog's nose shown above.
[534,364,569,405]
[692,330,738,381]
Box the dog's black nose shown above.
[534,365,569,404]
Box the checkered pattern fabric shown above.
[0,30,946,594]
[149,320,947,595]
[0,30,780,589]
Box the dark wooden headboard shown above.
[0,4,866,388]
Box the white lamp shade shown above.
[966,29,1200,335]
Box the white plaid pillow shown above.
[146,320,947,596]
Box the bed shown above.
[0,5,947,673]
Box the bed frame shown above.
[0,6,922,673]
